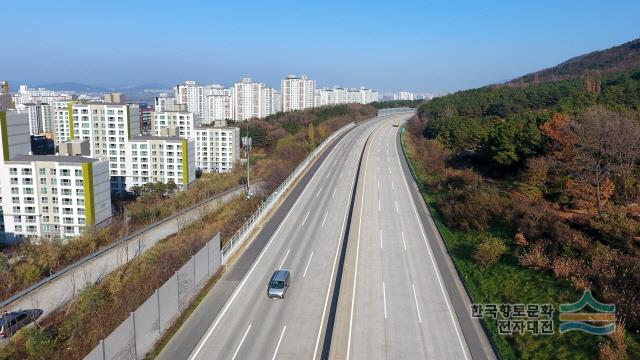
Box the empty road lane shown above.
[329,113,493,359]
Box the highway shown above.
[329,114,477,359]
[165,112,494,360]
[184,116,386,360]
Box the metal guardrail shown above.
[220,122,356,263]
[0,182,259,311]
[399,128,425,190]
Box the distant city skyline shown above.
[3,1,639,92]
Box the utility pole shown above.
[243,120,252,198]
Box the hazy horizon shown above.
[3,0,639,93]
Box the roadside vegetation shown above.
[0,104,376,360]
[370,99,425,109]
[0,168,247,302]
[403,69,640,359]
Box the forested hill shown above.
[506,38,640,87]
[410,40,640,353]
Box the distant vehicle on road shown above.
[0,309,43,338]
[392,123,400,127]
[267,270,290,299]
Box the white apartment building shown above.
[12,85,74,108]
[175,81,204,118]
[262,88,281,117]
[204,85,234,122]
[395,91,415,101]
[155,93,177,112]
[193,126,240,173]
[67,102,141,193]
[0,110,111,243]
[152,110,240,174]
[126,136,196,191]
[233,78,267,121]
[17,102,53,135]
[152,111,197,138]
[314,86,378,106]
[53,101,72,143]
[281,75,315,112]
[334,87,348,104]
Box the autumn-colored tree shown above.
[566,108,640,215]
[539,113,575,160]
[566,177,615,213]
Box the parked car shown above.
[0,309,43,338]
[267,270,290,299]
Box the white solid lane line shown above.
[321,211,328,227]
[383,282,388,319]
[346,126,377,360]
[313,130,365,360]
[303,252,314,278]
[301,211,310,227]
[231,324,252,360]
[279,249,291,269]
[412,284,423,324]
[272,326,287,360]
[395,125,471,359]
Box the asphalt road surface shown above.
[330,114,478,359]
[165,116,386,360]
[164,112,495,360]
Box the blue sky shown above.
[2,0,639,92]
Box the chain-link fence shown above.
[85,233,221,360]
[85,122,355,360]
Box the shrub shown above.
[599,322,628,360]
[437,184,508,232]
[590,205,640,254]
[519,242,551,269]
[514,232,528,246]
[472,236,508,266]
[551,256,585,280]
[24,326,56,359]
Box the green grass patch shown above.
[423,191,602,359]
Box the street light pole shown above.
[244,120,252,198]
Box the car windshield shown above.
[270,280,284,289]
